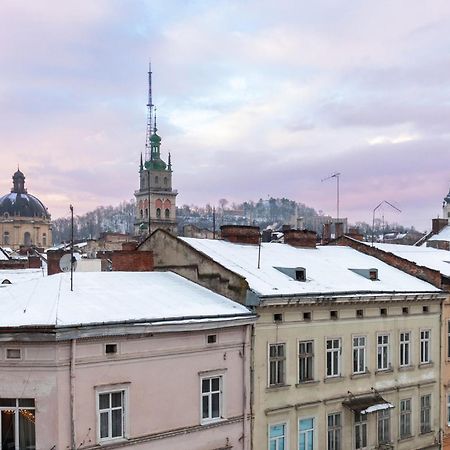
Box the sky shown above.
[0,0,449,230]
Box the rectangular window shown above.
[420,330,431,364]
[201,376,222,422]
[269,423,286,450]
[447,394,450,426]
[354,413,367,450]
[0,398,35,450]
[299,341,314,382]
[352,336,366,374]
[327,412,341,450]
[6,348,21,359]
[299,417,314,450]
[377,409,390,444]
[420,394,431,434]
[399,332,411,367]
[269,343,286,386]
[98,390,125,440]
[400,398,411,439]
[326,339,341,378]
[377,334,390,371]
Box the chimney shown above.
[296,217,305,230]
[347,227,364,241]
[121,242,137,251]
[111,249,154,272]
[220,225,260,245]
[47,250,68,275]
[322,223,331,245]
[335,222,344,239]
[284,229,317,248]
[28,255,42,269]
[432,218,448,234]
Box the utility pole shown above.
[70,204,74,292]
[321,172,341,220]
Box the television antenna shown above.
[321,172,341,220]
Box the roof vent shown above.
[274,266,307,282]
[348,268,379,281]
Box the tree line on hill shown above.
[51,197,415,245]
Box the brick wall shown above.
[111,250,154,272]
[284,229,317,248]
[221,225,260,245]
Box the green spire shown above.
[144,110,167,170]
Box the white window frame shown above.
[200,373,224,424]
[377,334,390,371]
[420,394,431,434]
[354,412,368,450]
[96,385,129,443]
[420,329,431,364]
[327,412,341,450]
[399,331,411,367]
[326,338,341,378]
[268,421,288,450]
[352,336,366,374]
[268,343,286,386]
[298,416,315,450]
[399,398,412,439]
[298,340,314,382]
[377,408,391,445]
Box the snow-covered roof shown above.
[0,271,252,328]
[181,238,440,296]
[0,248,8,261]
[372,243,450,278]
[0,268,45,285]
[429,224,450,242]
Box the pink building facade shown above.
[0,272,255,450]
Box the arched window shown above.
[156,208,161,219]
[140,209,143,218]
[3,231,9,245]
[42,233,47,247]
[145,208,148,217]
[24,232,31,246]
[165,208,170,219]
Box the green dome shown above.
[150,132,161,143]
[144,159,167,170]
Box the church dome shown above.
[0,170,50,219]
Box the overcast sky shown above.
[1,0,449,230]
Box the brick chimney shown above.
[347,227,364,241]
[432,218,448,234]
[284,229,317,248]
[220,225,260,245]
[335,222,344,239]
[111,246,154,271]
[47,250,68,275]
[322,223,331,245]
[28,255,42,269]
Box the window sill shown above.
[323,376,345,383]
[419,361,433,369]
[266,384,291,392]
[398,434,414,442]
[201,417,226,426]
[98,437,128,446]
[375,368,393,375]
[296,380,319,387]
[351,371,371,379]
[420,429,433,436]
[399,365,414,372]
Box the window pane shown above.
[300,418,313,431]
[202,379,210,393]
[111,392,122,408]
[211,377,220,392]
[270,424,285,438]
[202,395,209,419]
[100,411,109,438]
[111,409,123,437]
[211,392,220,418]
[2,410,15,449]
[19,409,36,450]
[18,399,35,407]
[99,393,110,410]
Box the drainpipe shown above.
[70,339,77,450]
[242,325,251,450]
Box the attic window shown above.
[6,349,21,360]
[380,308,387,317]
[356,309,364,318]
[274,266,307,282]
[303,312,311,321]
[369,269,378,281]
[1,279,11,285]
[273,313,283,323]
[402,307,409,315]
[423,306,429,314]
[207,334,217,344]
[330,310,338,320]
[348,268,379,281]
[295,269,306,282]
[105,344,117,355]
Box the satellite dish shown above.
[59,254,77,273]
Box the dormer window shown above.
[369,269,378,281]
[274,267,307,282]
[349,268,379,281]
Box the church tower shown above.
[134,65,177,236]
[443,187,450,223]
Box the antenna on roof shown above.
[321,172,341,220]
[70,204,74,291]
[371,200,401,246]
